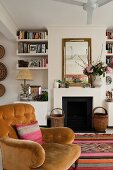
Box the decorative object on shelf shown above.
[0,84,5,97]
[106,31,113,40]
[30,85,42,100]
[106,56,113,68]
[57,80,69,88]
[16,69,32,96]
[0,62,7,81]
[83,82,91,88]
[54,80,60,88]
[36,91,48,101]
[29,59,38,67]
[0,45,5,59]
[106,90,112,102]
[106,76,112,85]
[29,44,37,54]
[18,60,29,67]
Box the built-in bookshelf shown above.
[106,30,113,90]
[106,31,113,68]
[16,30,48,121]
[16,29,48,91]
[16,30,48,70]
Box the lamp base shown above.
[19,93,32,101]
[21,81,30,95]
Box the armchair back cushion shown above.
[16,121,43,144]
[0,103,36,138]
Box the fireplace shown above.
[62,97,93,132]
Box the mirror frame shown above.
[62,38,92,87]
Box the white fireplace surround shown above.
[54,87,103,109]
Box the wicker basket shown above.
[93,107,108,132]
[50,108,65,127]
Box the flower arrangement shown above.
[75,45,112,77]
[83,61,112,77]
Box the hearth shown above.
[62,97,93,132]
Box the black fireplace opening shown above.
[62,97,93,132]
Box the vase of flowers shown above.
[83,61,112,87]
[92,75,102,87]
[75,44,112,87]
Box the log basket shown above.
[50,108,65,127]
[93,107,108,132]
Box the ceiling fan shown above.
[53,0,113,24]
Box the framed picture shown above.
[30,45,37,53]
[30,86,41,99]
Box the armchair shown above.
[0,103,81,170]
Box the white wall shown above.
[48,26,106,110]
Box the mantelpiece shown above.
[54,87,102,109]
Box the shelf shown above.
[106,39,113,42]
[17,67,48,70]
[106,53,113,56]
[17,38,48,42]
[17,52,48,56]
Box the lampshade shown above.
[16,69,32,80]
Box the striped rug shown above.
[69,167,113,170]
[69,133,113,170]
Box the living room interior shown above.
[1,0,113,169]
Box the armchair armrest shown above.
[0,137,45,170]
[41,127,75,144]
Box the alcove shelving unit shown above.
[106,30,113,90]
[106,30,113,68]
[105,30,113,127]
[16,30,48,70]
[16,30,48,126]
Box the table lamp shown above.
[16,69,32,95]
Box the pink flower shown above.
[106,66,112,73]
[86,65,93,73]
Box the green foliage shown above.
[34,91,48,101]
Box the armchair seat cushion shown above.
[32,143,81,170]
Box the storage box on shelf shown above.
[16,30,48,70]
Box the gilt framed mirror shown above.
[62,38,92,86]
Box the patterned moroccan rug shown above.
[69,133,113,170]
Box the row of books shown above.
[17,30,48,40]
[106,56,113,66]
[18,58,48,68]
[18,42,48,54]
[106,43,113,53]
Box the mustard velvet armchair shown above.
[0,103,81,170]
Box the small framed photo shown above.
[30,45,37,53]
[30,85,42,99]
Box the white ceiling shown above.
[0,0,113,29]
